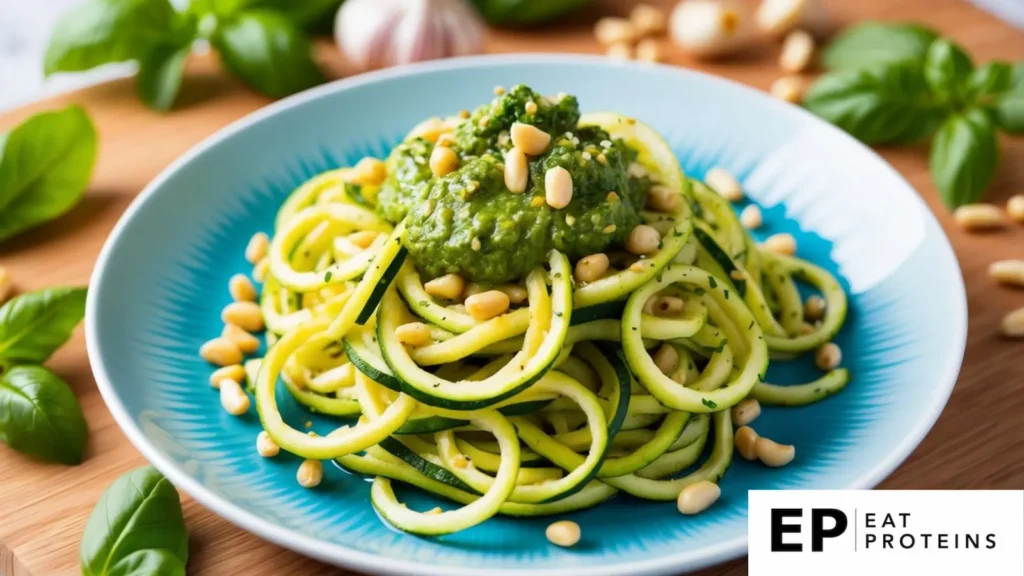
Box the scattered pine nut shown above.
[755,437,796,467]
[731,398,761,426]
[253,257,270,283]
[494,85,506,96]
[348,230,380,249]
[815,342,842,370]
[222,324,260,354]
[1001,307,1024,338]
[465,290,511,321]
[452,454,470,469]
[353,157,387,186]
[396,322,433,347]
[504,147,529,193]
[953,204,1006,231]
[210,364,245,389]
[763,233,797,256]
[219,379,251,415]
[0,266,11,304]
[756,0,806,35]
[546,520,581,547]
[200,338,243,366]
[524,101,538,115]
[257,431,280,457]
[770,76,804,103]
[779,29,815,73]
[804,295,826,321]
[646,185,679,213]
[246,232,269,264]
[499,284,529,305]
[594,17,637,46]
[631,3,668,36]
[545,166,574,209]
[740,204,763,229]
[510,122,552,156]
[652,296,685,317]
[424,274,466,300]
[636,39,662,62]
[735,426,759,460]
[1008,195,1024,224]
[229,274,258,302]
[989,260,1024,288]
[626,224,661,255]
[575,253,610,283]
[297,459,323,488]
[430,145,459,178]
[705,167,744,202]
[653,344,679,375]
[677,481,721,515]
[222,301,264,332]
[606,42,634,60]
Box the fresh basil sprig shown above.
[45,0,326,111]
[81,466,189,576]
[0,106,97,243]
[0,287,89,464]
[806,22,1023,210]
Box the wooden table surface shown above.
[2,0,1023,574]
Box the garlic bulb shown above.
[335,0,486,70]
[670,0,757,59]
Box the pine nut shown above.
[463,283,486,299]
[222,301,264,332]
[424,273,466,300]
[465,290,511,321]
[545,167,573,209]
[705,168,744,202]
[524,101,538,115]
[396,322,432,347]
[348,230,380,249]
[606,42,634,60]
[430,145,459,178]
[628,162,648,179]
[253,257,270,283]
[735,426,759,460]
[210,364,245,389]
[575,253,610,283]
[990,260,1024,287]
[626,224,661,255]
[676,481,721,515]
[802,295,825,321]
[1001,307,1024,338]
[646,185,679,213]
[779,29,814,72]
[504,147,529,193]
[257,431,280,457]
[740,204,763,229]
[222,323,260,354]
[770,76,804,103]
[452,454,470,469]
[631,3,667,36]
[510,122,551,156]
[494,85,506,95]
[653,296,684,317]
[731,398,761,426]
[953,203,1006,231]
[1008,195,1024,223]
[219,379,251,415]
[756,0,806,35]
[499,284,529,305]
[200,338,243,366]
[353,157,387,186]
[545,520,581,547]
[815,342,842,370]
[594,17,637,45]
[297,459,323,488]
[246,232,269,264]
[763,233,797,256]
[755,437,795,467]
[653,344,679,375]
[643,295,657,315]
[425,507,443,515]
[0,266,11,304]
[636,39,662,62]
[228,274,258,303]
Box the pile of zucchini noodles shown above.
[241,112,850,536]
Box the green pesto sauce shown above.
[379,85,653,284]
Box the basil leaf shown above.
[136,44,191,112]
[995,62,1024,134]
[930,108,999,209]
[821,22,939,70]
[44,0,182,75]
[81,467,189,576]
[924,38,974,103]
[803,63,944,145]
[0,107,97,242]
[107,550,185,576]
[0,287,87,363]
[966,61,1012,100]
[211,10,324,98]
[470,0,591,26]
[0,365,88,464]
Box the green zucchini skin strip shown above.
[393,399,552,435]
[342,330,403,392]
[751,369,851,406]
[377,436,478,493]
[761,252,848,354]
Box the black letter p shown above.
[811,509,848,552]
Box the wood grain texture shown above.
[1,1,1022,574]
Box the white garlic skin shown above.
[670,0,757,59]
[336,0,486,70]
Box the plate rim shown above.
[85,53,968,576]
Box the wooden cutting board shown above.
[1,0,1022,574]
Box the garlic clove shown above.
[670,0,757,59]
[336,0,486,70]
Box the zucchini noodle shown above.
[208,93,852,538]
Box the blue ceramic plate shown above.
[86,55,966,576]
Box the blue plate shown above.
[86,55,966,576]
